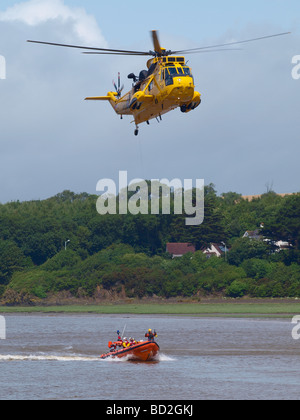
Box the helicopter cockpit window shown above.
[177,67,184,75]
[182,67,192,76]
[168,67,178,76]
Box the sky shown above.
[0,0,299,203]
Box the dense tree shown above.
[0,189,299,302]
[263,195,300,250]
[227,237,270,266]
[0,240,33,298]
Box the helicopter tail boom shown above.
[85,96,110,100]
[85,92,118,101]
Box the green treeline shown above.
[0,187,299,304]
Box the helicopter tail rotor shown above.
[113,72,124,98]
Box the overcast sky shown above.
[0,0,299,203]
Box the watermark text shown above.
[291,315,300,340]
[0,55,6,80]
[0,316,6,340]
[96,171,204,226]
[292,55,300,80]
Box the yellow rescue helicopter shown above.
[28,30,290,136]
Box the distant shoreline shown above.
[1,299,300,317]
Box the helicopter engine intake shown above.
[130,91,153,110]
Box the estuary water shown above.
[0,314,299,400]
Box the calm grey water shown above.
[0,314,299,400]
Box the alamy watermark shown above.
[0,55,6,80]
[96,171,204,226]
[292,55,300,80]
[291,315,300,340]
[0,316,6,340]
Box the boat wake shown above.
[0,354,100,362]
[157,353,176,362]
[0,352,176,363]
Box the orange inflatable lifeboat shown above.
[100,340,159,361]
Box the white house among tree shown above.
[201,243,227,258]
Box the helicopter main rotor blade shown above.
[82,51,150,55]
[28,31,291,58]
[170,32,291,55]
[27,40,150,55]
[151,30,162,56]
[82,48,242,56]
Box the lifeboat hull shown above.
[100,341,159,361]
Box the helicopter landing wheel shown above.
[134,128,139,136]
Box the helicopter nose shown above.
[171,78,194,101]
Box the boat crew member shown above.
[145,329,157,342]
[117,330,122,341]
[122,337,130,347]
[109,342,116,352]
[108,340,117,352]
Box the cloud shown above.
[0,0,107,45]
[0,1,114,203]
